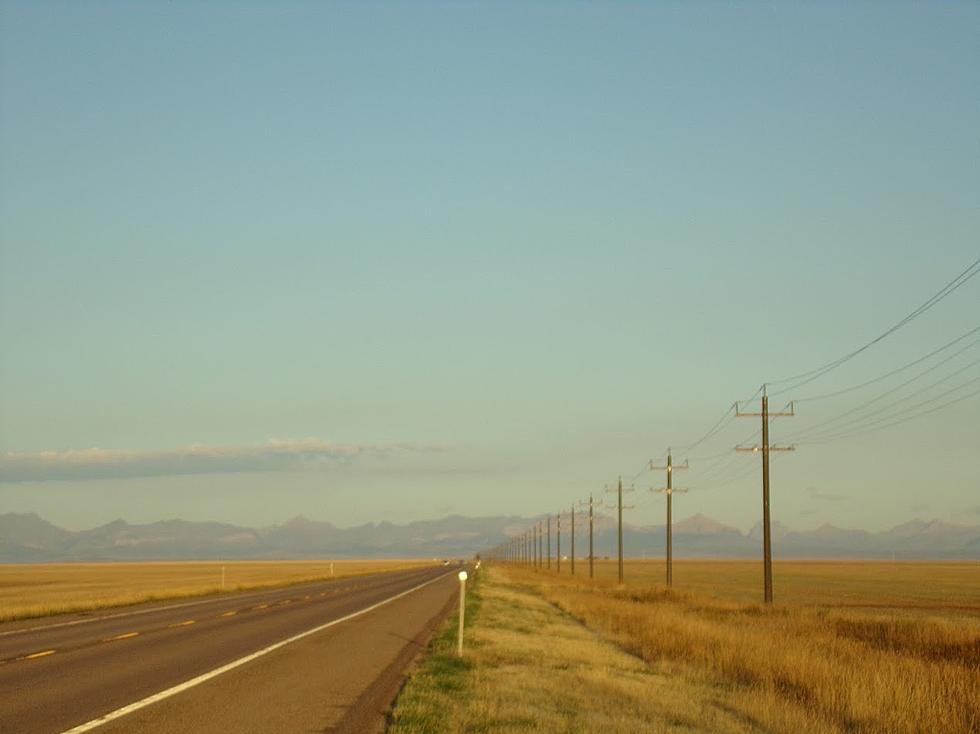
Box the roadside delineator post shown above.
[457,570,468,657]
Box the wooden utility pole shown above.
[578,494,596,579]
[588,494,595,579]
[556,513,561,574]
[547,515,551,569]
[605,477,633,584]
[570,506,576,575]
[650,450,688,587]
[736,387,795,604]
[616,478,622,583]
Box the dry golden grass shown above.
[586,559,980,616]
[0,559,435,622]
[390,565,764,733]
[512,560,980,734]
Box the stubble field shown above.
[523,559,979,732]
[0,559,435,622]
[585,558,979,614]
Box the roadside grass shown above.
[388,566,766,733]
[0,559,435,622]
[386,569,482,733]
[516,565,980,734]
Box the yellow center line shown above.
[24,649,56,660]
[168,620,195,628]
[221,610,237,617]
[104,632,139,642]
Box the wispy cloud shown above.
[0,439,434,482]
[805,486,846,502]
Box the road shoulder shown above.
[93,571,458,734]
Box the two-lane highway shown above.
[0,564,459,733]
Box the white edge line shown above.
[59,570,455,734]
[0,566,435,638]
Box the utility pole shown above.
[736,386,795,604]
[577,495,596,579]
[615,479,621,583]
[570,505,576,575]
[538,522,543,569]
[587,494,594,579]
[547,515,551,569]
[650,450,688,587]
[605,477,634,584]
[556,513,561,574]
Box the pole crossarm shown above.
[736,401,795,418]
[735,446,796,452]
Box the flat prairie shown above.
[585,558,980,616]
[0,559,435,622]
[509,559,979,733]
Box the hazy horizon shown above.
[7,508,980,534]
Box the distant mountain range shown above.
[1,512,978,562]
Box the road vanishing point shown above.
[0,565,459,733]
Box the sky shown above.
[1,2,978,534]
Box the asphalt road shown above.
[0,564,459,733]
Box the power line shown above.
[794,325,980,403]
[675,386,763,457]
[676,405,735,454]
[798,372,980,445]
[694,457,759,491]
[688,426,761,463]
[788,352,980,443]
[800,384,980,445]
[766,256,980,395]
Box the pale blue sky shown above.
[1,2,978,533]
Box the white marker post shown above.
[457,570,468,658]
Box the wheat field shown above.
[583,558,980,615]
[509,560,979,733]
[0,559,435,622]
